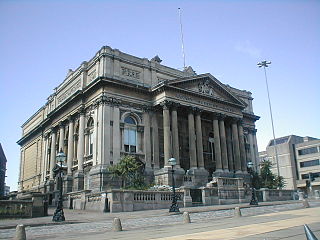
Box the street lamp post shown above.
[168,157,180,213]
[257,61,280,179]
[52,150,66,222]
[247,161,258,206]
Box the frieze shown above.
[57,79,81,104]
[175,94,235,113]
[121,67,140,79]
[88,69,96,82]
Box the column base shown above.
[154,166,185,187]
[89,165,121,192]
[73,171,84,191]
[186,167,209,187]
[63,175,73,193]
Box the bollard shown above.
[113,218,122,231]
[304,224,318,240]
[234,207,242,217]
[15,224,26,240]
[183,212,191,224]
[302,199,310,208]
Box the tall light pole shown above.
[257,61,280,179]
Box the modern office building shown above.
[0,143,7,197]
[259,135,320,191]
[17,46,260,198]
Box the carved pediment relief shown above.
[167,74,245,107]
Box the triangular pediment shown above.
[167,73,246,108]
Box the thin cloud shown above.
[234,40,261,59]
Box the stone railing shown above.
[65,189,184,213]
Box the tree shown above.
[108,155,146,189]
[259,160,286,189]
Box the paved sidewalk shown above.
[0,199,312,229]
[0,200,319,240]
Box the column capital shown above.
[230,117,242,124]
[68,115,74,122]
[59,121,65,128]
[50,127,58,133]
[194,107,203,115]
[160,100,174,110]
[78,106,86,115]
[142,105,153,113]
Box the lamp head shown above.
[56,150,66,165]
[168,157,177,166]
[247,161,254,169]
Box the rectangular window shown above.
[300,159,320,168]
[124,129,136,153]
[298,147,319,156]
[301,172,320,179]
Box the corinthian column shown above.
[219,116,228,172]
[50,128,57,179]
[195,110,204,168]
[77,109,85,171]
[67,117,74,175]
[171,105,180,166]
[58,122,65,152]
[238,122,247,172]
[143,109,152,168]
[188,108,197,168]
[232,119,241,173]
[162,102,171,166]
[213,114,222,172]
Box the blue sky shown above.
[1,0,319,191]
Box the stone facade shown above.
[17,46,260,200]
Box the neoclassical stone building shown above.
[17,46,260,198]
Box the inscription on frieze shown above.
[121,67,140,79]
[175,94,235,113]
[57,80,81,104]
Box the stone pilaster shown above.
[152,112,160,169]
[67,116,74,175]
[50,128,57,179]
[213,114,223,173]
[219,116,229,172]
[77,108,85,172]
[41,134,48,182]
[113,106,121,164]
[232,119,241,173]
[253,130,259,172]
[188,108,197,169]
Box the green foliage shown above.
[108,155,147,189]
[255,160,286,189]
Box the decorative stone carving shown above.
[183,66,196,75]
[121,67,140,79]
[57,79,81,104]
[151,55,162,63]
[88,69,96,81]
[198,80,215,97]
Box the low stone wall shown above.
[0,192,47,218]
[65,189,184,213]
[256,189,294,202]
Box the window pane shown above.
[129,129,136,146]
[124,129,129,145]
[124,116,136,125]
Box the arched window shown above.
[87,118,94,155]
[124,116,137,153]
